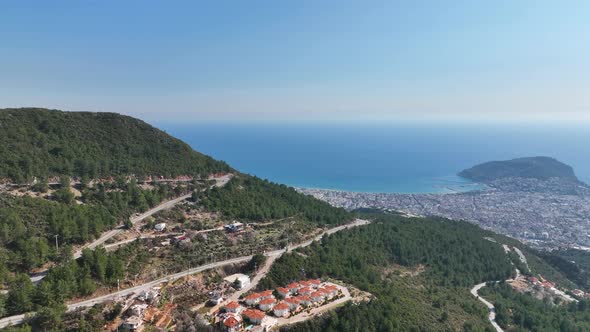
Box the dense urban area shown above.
[300,177,590,250]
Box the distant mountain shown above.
[459,156,578,183]
[0,108,231,182]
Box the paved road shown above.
[29,174,234,283]
[1,218,369,329]
[470,282,503,332]
[74,193,193,258]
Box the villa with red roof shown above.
[273,302,290,317]
[222,314,242,332]
[284,297,300,311]
[244,293,262,306]
[259,290,274,300]
[287,282,301,293]
[258,297,277,311]
[298,287,313,296]
[223,301,243,314]
[309,279,321,288]
[242,309,267,324]
[276,287,290,298]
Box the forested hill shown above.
[459,156,579,183]
[0,108,231,182]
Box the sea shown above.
[159,123,590,194]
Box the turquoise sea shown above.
[159,123,590,194]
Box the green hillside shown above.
[459,157,578,183]
[260,212,585,332]
[0,108,230,182]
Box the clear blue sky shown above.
[1,1,589,123]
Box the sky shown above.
[1,1,589,124]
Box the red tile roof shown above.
[285,297,300,304]
[224,301,241,309]
[298,287,312,294]
[277,287,290,293]
[260,290,273,297]
[245,293,261,300]
[297,295,311,302]
[259,298,276,305]
[243,309,266,320]
[309,279,321,285]
[274,302,289,310]
[224,316,240,327]
[287,283,300,289]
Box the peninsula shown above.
[301,157,590,249]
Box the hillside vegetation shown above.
[198,175,351,225]
[459,156,578,183]
[260,213,517,331]
[0,108,230,182]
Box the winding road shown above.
[0,218,369,329]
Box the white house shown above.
[154,223,166,231]
[272,302,290,317]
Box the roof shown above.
[297,295,311,302]
[245,293,261,300]
[277,287,290,293]
[274,302,290,310]
[309,279,321,285]
[260,290,273,297]
[259,298,276,305]
[299,287,312,293]
[224,316,241,328]
[287,282,300,289]
[285,297,300,304]
[311,291,323,298]
[243,309,266,320]
[224,301,241,309]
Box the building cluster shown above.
[300,177,590,250]
[522,276,577,302]
[119,287,176,332]
[216,279,343,332]
[571,288,590,300]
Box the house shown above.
[120,316,143,332]
[272,302,290,317]
[309,279,321,288]
[287,282,301,293]
[259,290,274,300]
[224,301,243,314]
[317,288,331,299]
[208,291,223,306]
[245,293,262,306]
[276,287,290,298]
[296,295,311,306]
[310,291,324,303]
[130,304,148,317]
[224,273,251,290]
[172,235,191,245]
[224,222,244,232]
[298,287,313,296]
[527,276,540,284]
[324,285,339,297]
[572,289,585,298]
[154,223,166,232]
[138,287,160,302]
[222,314,242,332]
[258,297,277,311]
[299,281,312,288]
[284,297,300,311]
[242,309,267,324]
